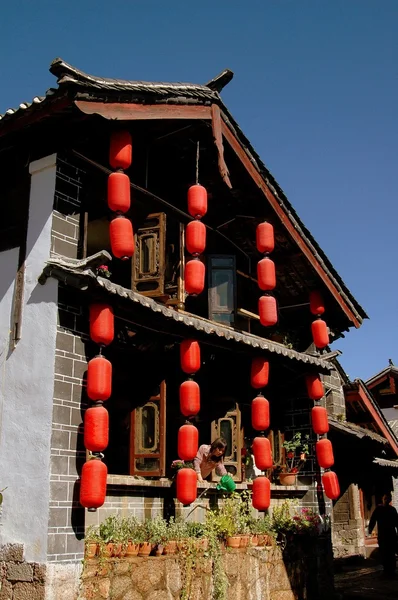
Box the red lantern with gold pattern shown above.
[109,216,134,260]
[252,436,273,470]
[176,468,197,505]
[187,185,207,219]
[80,458,107,509]
[311,406,329,435]
[306,374,324,401]
[259,295,278,327]
[311,319,329,349]
[316,438,334,469]
[322,470,340,500]
[84,405,109,452]
[257,257,276,291]
[109,130,132,170]
[252,476,271,511]
[107,172,131,214]
[309,291,325,316]
[251,395,270,431]
[87,356,112,401]
[186,220,206,256]
[178,424,199,461]
[89,303,114,346]
[180,339,201,374]
[250,357,269,389]
[180,380,200,417]
[256,222,274,254]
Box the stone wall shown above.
[79,539,335,600]
[322,368,346,419]
[332,484,365,559]
[0,544,46,600]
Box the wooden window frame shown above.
[208,255,237,325]
[211,403,242,482]
[132,212,166,297]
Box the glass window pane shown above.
[211,257,234,268]
[212,269,234,309]
[140,235,156,274]
[140,405,158,451]
[219,419,233,459]
[212,313,233,325]
[135,458,160,472]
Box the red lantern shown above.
[109,130,132,170]
[176,468,197,505]
[84,405,109,452]
[80,458,108,509]
[252,437,273,470]
[180,339,201,374]
[107,172,131,214]
[316,438,334,469]
[187,185,207,219]
[89,304,114,346]
[306,374,324,401]
[186,220,206,256]
[252,476,271,511]
[250,357,269,389]
[311,319,329,349]
[109,216,134,260]
[178,424,199,461]
[256,222,274,254]
[259,295,278,327]
[309,291,325,316]
[87,356,112,401]
[311,406,329,435]
[322,470,340,500]
[185,260,205,295]
[257,257,276,291]
[180,380,200,417]
[251,395,270,431]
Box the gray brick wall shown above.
[322,368,346,418]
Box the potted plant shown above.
[85,525,101,558]
[280,432,310,485]
[168,517,189,552]
[124,516,141,556]
[145,516,168,556]
[98,515,120,557]
[186,521,208,551]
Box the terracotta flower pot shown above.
[257,535,265,547]
[112,543,124,558]
[227,536,241,549]
[163,540,177,555]
[126,542,139,556]
[103,543,113,558]
[239,535,249,548]
[154,544,164,557]
[85,543,98,558]
[279,473,297,486]
[177,540,187,552]
[250,535,258,547]
[264,535,274,547]
[138,542,152,557]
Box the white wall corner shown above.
[29,153,57,176]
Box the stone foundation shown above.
[0,544,46,600]
[79,538,334,600]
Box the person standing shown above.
[368,493,398,576]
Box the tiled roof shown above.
[328,416,388,444]
[0,88,58,122]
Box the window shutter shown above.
[132,212,166,297]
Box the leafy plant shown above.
[168,517,189,541]
[144,516,168,545]
[282,432,310,473]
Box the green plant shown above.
[144,516,168,545]
[186,521,205,539]
[282,432,310,473]
[98,515,120,543]
[168,516,189,541]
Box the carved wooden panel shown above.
[132,212,166,297]
[211,402,242,482]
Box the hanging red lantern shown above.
[311,319,329,349]
[186,220,206,256]
[309,291,325,316]
[89,303,114,346]
[80,458,108,509]
[180,339,201,374]
[109,130,132,170]
[311,406,329,435]
[252,437,273,470]
[178,424,199,461]
[322,470,340,500]
[176,468,197,505]
[84,405,109,452]
[256,222,274,254]
[187,185,207,219]
[306,373,324,400]
[250,357,269,389]
[87,356,112,401]
[257,257,276,291]
[251,395,270,431]
[107,172,131,214]
[109,216,134,260]
[259,295,278,327]
[180,380,200,417]
[316,438,334,469]
[252,476,271,511]
[185,259,205,295]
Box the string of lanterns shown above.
[108,131,135,260]
[80,303,114,510]
[177,339,201,505]
[256,222,277,327]
[185,184,207,296]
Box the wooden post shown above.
[177,223,186,310]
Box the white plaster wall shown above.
[0,154,58,562]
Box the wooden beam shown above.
[211,104,232,188]
[75,101,212,121]
[220,120,361,329]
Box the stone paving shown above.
[334,560,398,599]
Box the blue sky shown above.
[1,0,397,380]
